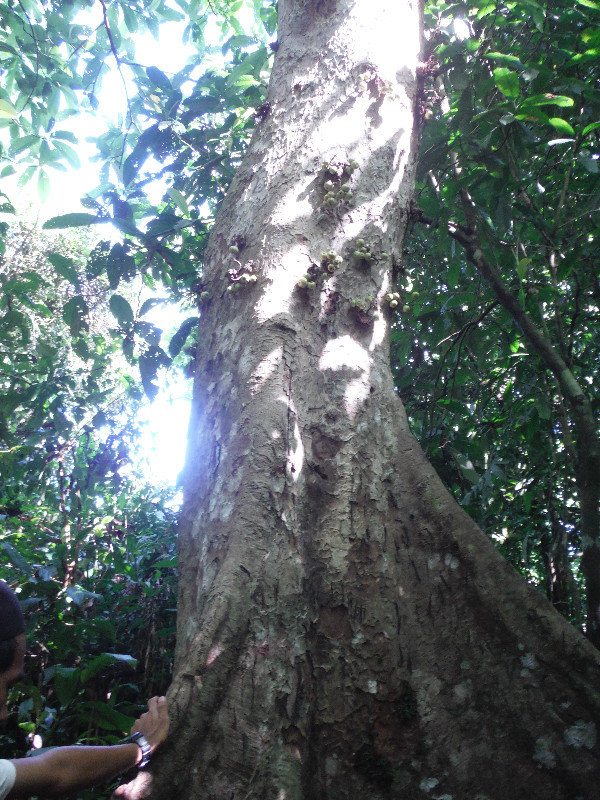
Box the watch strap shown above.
[123,731,152,768]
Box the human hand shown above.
[130,696,170,754]
[112,772,153,800]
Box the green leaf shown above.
[532,7,545,30]
[515,110,551,125]
[499,113,516,125]
[535,398,551,419]
[521,94,574,108]
[92,702,136,733]
[168,316,199,357]
[493,68,519,98]
[569,48,600,66]
[0,99,18,118]
[109,294,134,326]
[167,187,189,216]
[53,140,81,169]
[0,541,31,573]
[138,356,159,399]
[63,296,89,336]
[54,667,80,705]
[139,298,164,317]
[37,169,50,202]
[582,122,600,136]
[48,253,80,287]
[486,53,523,67]
[138,348,171,398]
[39,140,55,166]
[517,258,530,280]
[183,95,222,116]
[3,276,43,294]
[233,74,259,88]
[136,320,161,345]
[81,653,136,683]
[548,118,575,136]
[122,5,138,32]
[156,6,184,21]
[2,309,31,343]
[225,48,268,88]
[17,167,36,188]
[123,142,148,186]
[66,586,103,606]
[437,398,468,415]
[43,213,104,229]
[446,261,461,289]
[576,0,600,9]
[476,3,496,18]
[72,338,92,361]
[222,34,256,54]
[146,66,172,92]
[52,130,78,144]
[9,134,39,156]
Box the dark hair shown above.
[0,581,25,656]
[0,637,17,672]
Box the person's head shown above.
[0,581,26,723]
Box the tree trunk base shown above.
[152,413,600,800]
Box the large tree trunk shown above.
[145,1,600,798]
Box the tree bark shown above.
[143,2,600,798]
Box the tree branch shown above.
[16,0,40,114]
[98,0,136,127]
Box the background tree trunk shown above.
[144,1,600,798]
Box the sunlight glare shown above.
[344,376,371,419]
[319,336,369,372]
[135,371,191,487]
[256,245,310,321]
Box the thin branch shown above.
[98,0,136,128]
[68,23,103,60]
[16,0,40,114]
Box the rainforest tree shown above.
[1,0,600,797]
[3,0,597,630]
[122,1,599,798]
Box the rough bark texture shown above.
[145,1,600,798]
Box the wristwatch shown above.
[123,731,152,768]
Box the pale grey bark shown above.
[141,1,600,798]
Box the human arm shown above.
[9,744,142,798]
[8,696,169,798]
